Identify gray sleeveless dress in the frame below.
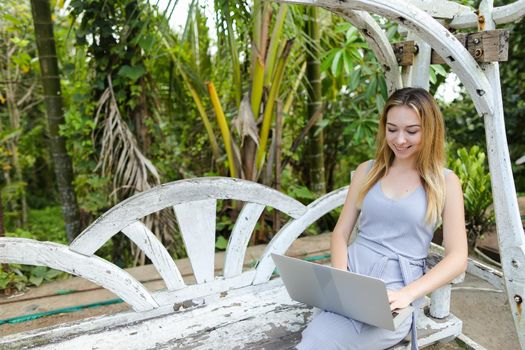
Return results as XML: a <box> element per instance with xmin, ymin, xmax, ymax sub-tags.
<box><xmin>296</xmin><ymin>161</ymin><xmax>451</xmax><ymax>350</ymax></box>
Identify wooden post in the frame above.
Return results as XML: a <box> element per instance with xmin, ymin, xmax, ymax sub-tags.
<box><xmin>478</xmin><ymin>1</ymin><xmax>525</xmax><ymax>347</ymax></box>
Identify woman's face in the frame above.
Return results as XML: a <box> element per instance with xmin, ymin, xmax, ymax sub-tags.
<box><xmin>385</xmin><ymin>105</ymin><xmax>422</xmax><ymax>161</ymax></box>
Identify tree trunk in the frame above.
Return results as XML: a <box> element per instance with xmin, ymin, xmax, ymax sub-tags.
<box><xmin>304</xmin><ymin>7</ymin><xmax>325</xmax><ymax>195</ymax></box>
<box><xmin>125</xmin><ymin>0</ymin><xmax>150</xmax><ymax>154</ymax></box>
<box><xmin>31</xmin><ymin>0</ymin><xmax>81</xmax><ymax>242</ymax></box>
<box><xmin>0</xmin><ymin>189</ymin><xmax>4</xmax><ymax>238</ymax></box>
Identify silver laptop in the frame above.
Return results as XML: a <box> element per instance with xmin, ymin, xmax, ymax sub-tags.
<box><xmin>271</xmin><ymin>253</ymin><xmax>413</xmax><ymax>331</ymax></box>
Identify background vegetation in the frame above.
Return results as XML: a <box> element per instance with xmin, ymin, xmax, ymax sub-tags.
<box><xmin>0</xmin><ymin>0</ymin><xmax>523</xmax><ymax>293</ymax></box>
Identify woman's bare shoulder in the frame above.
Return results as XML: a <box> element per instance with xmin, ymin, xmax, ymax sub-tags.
<box><xmin>351</xmin><ymin>160</ymin><xmax>374</xmax><ymax>183</ymax></box>
<box><xmin>444</xmin><ymin>169</ymin><xmax>463</xmax><ymax>197</ymax></box>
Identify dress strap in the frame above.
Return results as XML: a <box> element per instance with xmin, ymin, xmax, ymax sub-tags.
<box><xmin>367</xmin><ymin>159</ymin><xmax>375</xmax><ymax>173</ymax></box>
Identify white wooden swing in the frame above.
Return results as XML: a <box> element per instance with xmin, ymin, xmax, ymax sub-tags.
<box><xmin>1</xmin><ymin>0</ymin><xmax>524</xmax><ymax>349</ymax></box>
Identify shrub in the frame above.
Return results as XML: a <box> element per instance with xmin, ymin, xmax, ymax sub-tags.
<box><xmin>449</xmin><ymin>146</ymin><xmax>494</xmax><ymax>252</ymax></box>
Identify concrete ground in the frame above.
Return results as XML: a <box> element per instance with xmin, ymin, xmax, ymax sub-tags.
<box><xmin>0</xmin><ymin>233</ymin><xmax>520</xmax><ymax>349</ymax></box>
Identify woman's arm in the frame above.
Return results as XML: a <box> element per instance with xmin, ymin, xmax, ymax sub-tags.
<box><xmin>388</xmin><ymin>171</ymin><xmax>468</xmax><ymax>310</ymax></box>
<box><xmin>331</xmin><ymin>161</ymin><xmax>371</xmax><ymax>270</ymax></box>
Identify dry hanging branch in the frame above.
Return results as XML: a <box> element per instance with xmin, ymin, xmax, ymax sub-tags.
<box><xmin>93</xmin><ymin>75</ymin><xmax>180</xmax><ymax>264</ymax></box>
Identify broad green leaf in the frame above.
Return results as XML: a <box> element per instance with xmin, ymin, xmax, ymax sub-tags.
<box><xmin>331</xmin><ymin>50</ymin><xmax>343</xmax><ymax>76</ymax></box>
<box><xmin>431</xmin><ymin>64</ymin><xmax>447</xmax><ymax>77</ymax></box>
<box><xmin>3</xmin><ymin>13</ymin><xmax>21</xmax><ymax>25</ymax></box>
<box><xmin>31</xmin><ymin>266</ymin><xmax>48</xmax><ymax>278</ymax></box>
<box><xmin>117</xmin><ymin>65</ymin><xmax>146</xmax><ymax>82</ymax></box>
<box><xmin>215</xmin><ymin>235</ymin><xmax>228</xmax><ymax>250</ymax></box>
<box><xmin>348</xmin><ymin>69</ymin><xmax>361</xmax><ymax>91</ymax></box>
<box><xmin>321</xmin><ymin>49</ymin><xmax>337</xmax><ymax>72</ymax></box>
<box><xmin>364</xmin><ymin>76</ymin><xmax>377</xmax><ymax>99</ymax></box>
<box><xmin>138</xmin><ymin>35</ymin><xmax>156</xmax><ymax>51</ymax></box>
<box><xmin>343</xmin><ymin>51</ymin><xmax>353</xmax><ymax>75</ymax></box>
<box><xmin>29</xmin><ymin>275</ymin><xmax>44</xmax><ymax>286</ymax></box>
<box><xmin>429</xmin><ymin>69</ymin><xmax>437</xmax><ymax>84</ymax></box>
<box><xmin>376</xmin><ymin>93</ymin><xmax>385</xmax><ymax>113</ymax></box>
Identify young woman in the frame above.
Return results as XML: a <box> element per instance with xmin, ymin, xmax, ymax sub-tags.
<box><xmin>296</xmin><ymin>88</ymin><xmax>468</xmax><ymax>350</ymax></box>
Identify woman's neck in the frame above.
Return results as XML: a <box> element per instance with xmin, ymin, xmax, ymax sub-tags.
<box><xmin>391</xmin><ymin>157</ymin><xmax>417</xmax><ymax>170</ymax></box>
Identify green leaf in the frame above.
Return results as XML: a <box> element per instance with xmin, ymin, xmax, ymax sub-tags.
<box><xmin>321</xmin><ymin>49</ymin><xmax>337</xmax><ymax>72</ymax></box>
<box><xmin>215</xmin><ymin>235</ymin><xmax>228</xmax><ymax>250</ymax></box>
<box><xmin>31</xmin><ymin>266</ymin><xmax>47</xmax><ymax>278</ymax></box>
<box><xmin>364</xmin><ymin>76</ymin><xmax>377</xmax><ymax>99</ymax></box>
<box><xmin>290</xmin><ymin>185</ymin><xmax>316</xmax><ymax>200</ymax></box>
<box><xmin>378</xmin><ymin>76</ymin><xmax>388</xmax><ymax>99</ymax></box>
<box><xmin>29</xmin><ymin>275</ymin><xmax>44</xmax><ymax>286</ymax></box>
<box><xmin>376</xmin><ymin>93</ymin><xmax>385</xmax><ymax>113</ymax></box>
<box><xmin>117</xmin><ymin>65</ymin><xmax>146</xmax><ymax>82</ymax></box>
<box><xmin>45</xmin><ymin>269</ymin><xmax>63</xmax><ymax>280</ymax></box>
<box><xmin>3</xmin><ymin>13</ymin><xmax>21</xmax><ymax>25</ymax></box>
<box><xmin>429</xmin><ymin>69</ymin><xmax>437</xmax><ymax>84</ymax></box>
<box><xmin>343</xmin><ymin>51</ymin><xmax>353</xmax><ymax>75</ymax></box>
<box><xmin>331</xmin><ymin>50</ymin><xmax>343</xmax><ymax>76</ymax></box>
<box><xmin>431</xmin><ymin>64</ymin><xmax>447</xmax><ymax>77</ymax></box>
<box><xmin>138</xmin><ymin>35</ymin><xmax>155</xmax><ymax>51</ymax></box>
<box><xmin>348</xmin><ymin>69</ymin><xmax>361</xmax><ymax>91</ymax></box>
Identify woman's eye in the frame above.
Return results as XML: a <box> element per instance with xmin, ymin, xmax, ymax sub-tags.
<box><xmin>387</xmin><ymin>129</ymin><xmax>396</xmax><ymax>133</ymax></box>
<box><xmin>407</xmin><ymin>130</ymin><xmax>418</xmax><ymax>135</ymax></box>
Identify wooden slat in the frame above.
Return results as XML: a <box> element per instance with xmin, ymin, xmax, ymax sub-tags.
<box><xmin>395</xmin><ymin>30</ymin><xmax>509</xmax><ymax>65</ymax></box>
<box><xmin>450</xmin><ymin>1</ymin><xmax>525</xmax><ymax>29</ymax></box>
<box><xmin>153</xmin><ymin>271</ymin><xmax>256</xmax><ymax>306</ymax></box>
<box><xmin>406</xmin><ymin>0</ymin><xmax>472</xmax><ymax>19</ymax></box>
<box><xmin>70</xmin><ymin>177</ymin><xmax>307</xmax><ymax>256</ymax></box>
<box><xmin>174</xmin><ymin>199</ymin><xmax>216</xmax><ymax>284</ymax></box>
<box><xmin>393</xmin><ymin>40</ymin><xmax>417</xmax><ymax>67</ymax></box>
<box><xmin>0</xmin><ymin>238</ymin><xmax>158</xmax><ymax>312</ymax></box>
<box><xmin>253</xmin><ymin>187</ymin><xmax>348</xmax><ymax>284</ymax></box>
<box><xmin>0</xmin><ymin>277</ymin><xmax>465</xmax><ymax>350</ymax></box>
<box><xmin>121</xmin><ymin>221</ymin><xmax>185</xmax><ymax>290</ymax></box>
<box><xmin>432</xmin><ymin>30</ymin><xmax>509</xmax><ymax>64</ymax></box>
<box><xmin>223</xmin><ymin>203</ymin><xmax>265</xmax><ymax>278</ymax></box>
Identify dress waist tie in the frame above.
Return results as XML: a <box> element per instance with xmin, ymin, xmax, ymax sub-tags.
<box><xmin>352</xmin><ymin>237</ymin><xmax>426</xmax><ymax>350</ymax></box>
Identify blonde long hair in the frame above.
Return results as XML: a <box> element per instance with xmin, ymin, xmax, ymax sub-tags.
<box><xmin>357</xmin><ymin>88</ymin><xmax>446</xmax><ymax>226</ymax></box>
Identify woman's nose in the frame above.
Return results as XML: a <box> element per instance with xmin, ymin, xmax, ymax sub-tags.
<box><xmin>395</xmin><ymin>132</ymin><xmax>407</xmax><ymax>144</ymax></box>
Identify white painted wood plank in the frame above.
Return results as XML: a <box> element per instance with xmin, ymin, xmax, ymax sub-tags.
<box><xmin>70</xmin><ymin>177</ymin><xmax>306</xmax><ymax>256</ymax></box>
<box><xmin>153</xmin><ymin>270</ymin><xmax>256</xmax><ymax>306</ymax></box>
<box><xmin>456</xmin><ymin>333</ymin><xmax>489</xmax><ymax>350</ymax></box>
<box><xmin>174</xmin><ymin>199</ymin><xmax>216</xmax><ymax>284</ymax></box>
<box><xmin>405</xmin><ymin>33</ymin><xmax>431</xmax><ymax>90</ymax></box>
<box><xmin>492</xmin><ymin>0</ymin><xmax>525</xmax><ymax>25</ymax></box>
<box><xmin>429</xmin><ymin>284</ymin><xmax>451</xmax><ymax>318</ymax></box>
<box><xmin>0</xmin><ymin>238</ymin><xmax>158</xmax><ymax>312</ymax></box>
<box><xmin>276</xmin><ymin>0</ymin><xmax>494</xmax><ymax>118</ymax></box>
<box><xmin>0</xmin><ymin>275</ymin><xmax>465</xmax><ymax>350</ymax></box>
<box><xmin>415</xmin><ymin>313</ymin><xmax>462</xmax><ymax>348</ymax></box>
<box><xmin>223</xmin><ymin>203</ymin><xmax>265</xmax><ymax>278</ymax></box>
<box><xmin>478</xmin><ymin>2</ymin><xmax>525</xmax><ymax>347</ymax></box>
<box><xmin>121</xmin><ymin>221</ymin><xmax>185</xmax><ymax>290</ymax></box>
<box><xmin>253</xmin><ymin>187</ymin><xmax>348</xmax><ymax>284</ymax></box>
<box><xmin>431</xmin><ymin>242</ymin><xmax>502</xmax><ymax>290</ymax></box>
<box><xmin>406</xmin><ymin>0</ymin><xmax>472</xmax><ymax>19</ymax></box>
<box><xmin>0</xmin><ymin>272</ymin><xmax>264</xmax><ymax>348</ymax></box>
<box><xmin>450</xmin><ymin>0</ymin><xmax>525</xmax><ymax>29</ymax></box>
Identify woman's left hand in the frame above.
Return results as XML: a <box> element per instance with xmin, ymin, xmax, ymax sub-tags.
<box><xmin>387</xmin><ymin>289</ymin><xmax>414</xmax><ymax>311</ymax></box>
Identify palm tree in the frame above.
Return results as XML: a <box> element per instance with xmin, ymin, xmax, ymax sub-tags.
<box><xmin>30</xmin><ymin>0</ymin><xmax>81</xmax><ymax>242</ymax></box>
<box><xmin>304</xmin><ymin>6</ymin><xmax>325</xmax><ymax>195</ymax></box>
